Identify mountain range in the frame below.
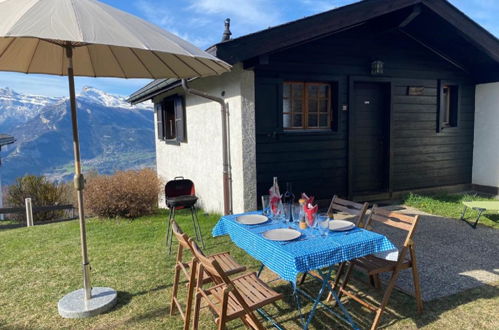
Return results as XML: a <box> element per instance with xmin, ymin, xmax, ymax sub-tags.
<box><xmin>0</xmin><ymin>86</ymin><xmax>155</xmax><ymax>184</ymax></box>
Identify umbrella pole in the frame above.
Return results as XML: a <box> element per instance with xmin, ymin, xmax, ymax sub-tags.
<box><xmin>66</xmin><ymin>47</ymin><xmax>91</xmax><ymax>301</ymax></box>
<box><xmin>57</xmin><ymin>48</ymin><xmax>116</xmax><ymax>318</ymax></box>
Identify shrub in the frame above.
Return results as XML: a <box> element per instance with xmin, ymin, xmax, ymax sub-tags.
<box><xmin>85</xmin><ymin>168</ymin><xmax>161</xmax><ymax>218</ymax></box>
<box><xmin>6</xmin><ymin>175</ymin><xmax>72</xmax><ymax>223</ymax></box>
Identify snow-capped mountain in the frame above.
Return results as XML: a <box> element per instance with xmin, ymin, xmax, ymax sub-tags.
<box><xmin>0</xmin><ymin>87</ymin><xmax>155</xmax><ymax>184</ymax></box>
<box><xmin>78</xmin><ymin>86</ymin><xmax>152</xmax><ymax>110</ymax></box>
<box><xmin>0</xmin><ymin>87</ymin><xmax>63</xmax><ymax>131</ymax></box>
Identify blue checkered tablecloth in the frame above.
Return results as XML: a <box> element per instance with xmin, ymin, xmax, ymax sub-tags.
<box><xmin>212</xmin><ymin>212</ymin><xmax>396</xmax><ymax>284</ymax></box>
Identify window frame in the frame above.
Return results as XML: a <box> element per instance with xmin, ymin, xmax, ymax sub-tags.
<box><xmin>155</xmin><ymin>94</ymin><xmax>186</xmax><ymax>144</ymax></box>
<box><xmin>437</xmin><ymin>80</ymin><xmax>460</xmax><ymax>132</ymax></box>
<box><xmin>282</xmin><ymin>81</ymin><xmax>333</xmax><ymax>131</ymax></box>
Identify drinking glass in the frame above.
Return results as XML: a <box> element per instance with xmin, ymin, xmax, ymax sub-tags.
<box><xmin>271</xmin><ymin>200</ymin><xmax>285</xmax><ymax>223</ymax></box>
<box><xmin>261</xmin><ymin>195</ymin><xmax>271</xmax><ymax>217</ymax></box>
<box><xmin>307</xmin><ymin>213</ymin><xmax>318</xmax><ymax>237</ymax></box>
<box><xmin>292</xmin><ymin>204</ymin><xmax>301</xmax><ymax>227</ymax></box>
<box><xmin>317</xmin><ymin>213</ymin><xmax>330</xmax><ymax>238</ymax></box>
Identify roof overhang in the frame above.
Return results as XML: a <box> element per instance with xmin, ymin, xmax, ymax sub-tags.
<box><xmin>128</xmin><ymin>0</ymin><xmax>499</xmax><ymax>103</ymax></box>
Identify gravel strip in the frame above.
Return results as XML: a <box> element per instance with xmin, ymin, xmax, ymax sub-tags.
<box><xmin>370</xmin><ymin>205</ymin><xmax>499</xmax><ymax>301</ymax></box>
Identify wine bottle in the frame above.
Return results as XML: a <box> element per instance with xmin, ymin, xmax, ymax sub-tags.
<box><xmin>282</xmin><ymin>182</ymin><xmax>295</xmax><ymax>204</ymax></box>
<box><xmin>282</xmin><ymin>182</ymin><xmax>294</xmax><ymax>222</ymax></box>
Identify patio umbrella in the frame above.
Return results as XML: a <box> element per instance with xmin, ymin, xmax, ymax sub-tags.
<box><xmin>0</xmin><ymin>0</ymin><xmax>230</xmax><ymax>318</ymax></box>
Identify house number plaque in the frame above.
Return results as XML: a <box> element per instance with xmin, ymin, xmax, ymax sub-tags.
<box><xmin>407</xmin><ymin>86</ymin><xmax>425</xmax><ymax>96</ymax></box>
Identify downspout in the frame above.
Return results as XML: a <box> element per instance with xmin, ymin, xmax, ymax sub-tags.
<box><xmin>181</xmin><ymin>79</ymin><xmax>232</xmax><ymax>215</ymax></box>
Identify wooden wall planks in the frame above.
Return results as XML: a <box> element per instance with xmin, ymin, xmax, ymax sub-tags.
<box><xmin>253</xmin><ymin>25</ymin><xmax>475</xmax><ymax>201</ymax></box>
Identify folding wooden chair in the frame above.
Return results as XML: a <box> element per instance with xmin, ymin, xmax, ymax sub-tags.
<box><xmin>334</xmin><ymin>206</ymin><xmax>423</xmax><ymax>330</ymax></box>
<box><xmin>325</xmin><ymin>196</ymin><xmax>369</xmax><ymax>292</ymax></box>
<box><xmin>299</xmin><ymin>196</ymin><xmax>369</xmax><ymax>285</ymax></box>
<box><xmin>170</xmin><ymin>220</ymin><xmax>246</xmax><ymax>330</ymax></box>
<box><xmin>327</xmin><ymin>195</ymin><xmax>369</xmax><ymax>227</ymax></box>
<box><xmin>189</xmin><ymin>239</ymin><xmax>283</xmax><ymax>330</ymax></box>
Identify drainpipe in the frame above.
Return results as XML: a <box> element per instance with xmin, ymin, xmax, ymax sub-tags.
<box><xmin>181</xmin><ymin>79</ymin><xmax>232</xmax><ymax>215</ymax></box>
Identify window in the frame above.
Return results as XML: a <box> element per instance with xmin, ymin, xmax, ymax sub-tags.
<box><xmin>283</xmin><ymin>82</ymin><xmax>332</xmax><ymax>130</ymax></box>
<box><xmin>155</xmin><ymin>94</ymin><xmax>186</xmax><ymax>143</ymax></box>
<box><xmin>438</xmin><ymin>82</ymin><xmax>459</xmax><ymax>130</ymax></box>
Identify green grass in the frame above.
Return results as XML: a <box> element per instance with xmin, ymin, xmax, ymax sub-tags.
<box><xmin>1</xmin><ymin>210</ymin><xmax>498</xmax><ymax>329</ymax></box>
<box><xmin>403</xmin><ymin>193</ymin><xmax>499</xmax><ymax>229</ymax></box>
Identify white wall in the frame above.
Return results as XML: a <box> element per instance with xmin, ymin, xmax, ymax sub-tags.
<box><xmin>473</xmin><ymin>83</ymin><xmax>499</xmax><ymax>189</ymax></box>
<box><xmin>153</xmin><ymin>64</ymin><xmax>257</xmax><ymax>214</ymax></box>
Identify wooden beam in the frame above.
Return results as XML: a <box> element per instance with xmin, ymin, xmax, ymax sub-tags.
<box><xmin>399</xmin><ymin>4</ymin><xmax>422</xmax><ymax>28</ymax></box>
<box><xmin>398</xmin><ymin>28</ymin><xmax>469</xmax><ymax>73</ymax></box>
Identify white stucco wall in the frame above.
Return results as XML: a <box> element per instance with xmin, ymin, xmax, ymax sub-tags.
<box><xmin>473</xmin><ymin>83</ymin><xmax>499</xmax><ymax>189</ymax></box>
<box><xmin>153</xmin><ymin>64</ymin><xmax>257</xmax><ymax>214</ymax></box>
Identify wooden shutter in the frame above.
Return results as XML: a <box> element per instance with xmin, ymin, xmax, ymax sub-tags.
<box><xmin>155</xmin><ymin>102</ymin><xmax>165</xmax><ymax>140</ymax></box>
<box><xmin>437</xmin><ymin>80</ymin><xmax>444</xmax><ymax>132</ymax></box>
<box><xmin>174</xmin><ymin>95</ymin><xmax>186</xmax><ymax>143</ymax></box>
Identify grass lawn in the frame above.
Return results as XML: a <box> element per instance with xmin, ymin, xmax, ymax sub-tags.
<box><xmin>403</xmin><ymin>193</ymin><xmax>499</xmax><ymax>229</ymax></box>
<box><xmin>1</xmin><ymin>210</ymin><xmax>498</xmax><ymax>329</ymax></box>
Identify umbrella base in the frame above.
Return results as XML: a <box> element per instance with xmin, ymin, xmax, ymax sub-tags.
<box><xmin>58</xmin><ymin>287</ymin><xmax>117</xmax><ymax>318</ymax></box>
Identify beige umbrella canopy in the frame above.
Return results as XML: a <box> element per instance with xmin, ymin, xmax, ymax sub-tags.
<box><xmin>0</xmin><ymin>0</ymin><xmax>230</xmax><ymax>318</ymax></box>
<box><xmin>0</xmin><ymin>0</ymin><xmax>230</xmax><ymax>77</ymax></box>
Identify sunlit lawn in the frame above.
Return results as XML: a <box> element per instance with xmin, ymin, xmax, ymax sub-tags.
<box><xmin>0</xmin><ymin>210</ymin><xmax>498</xmax><ymax>329</ymax></box>
<box><xmin>403</xmin><ymin>193</ymin><xmax>499</xmax><ymax>229</ymax></box>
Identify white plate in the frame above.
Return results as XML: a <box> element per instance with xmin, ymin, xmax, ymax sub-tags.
<box><xmin>262</xmin><ymin>228</ymin><xmax>301</xmax><ymax>241</ymax></box>
<box><xmin>329</xmin><ymin>220</ymin><xmax>355</xmax><ymax>231</ymax></box>
<box><xmin>236</xmin><ymin>214</ymin><xmax>269</xmax><ymax>225</ymax></box>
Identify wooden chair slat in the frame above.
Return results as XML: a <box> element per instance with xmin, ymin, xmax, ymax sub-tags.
<box><xmin>191</xmin><ymin>240</ymin><xmax>282</xmax><ymax>328</ymax></box>
<box><xmin>373</xmin><ymin>208</ymin><xmax>416</xmax><ymax>224</ymax></box>
<box><xmin>370</xmin><ymin>214</ymin><xmax>413</xmax><ymax>231</ymax></box>
<box><xmin>327</xmin><ymin>195</ymin><xmax>369</xmax><ymax>227</ymax></box>
<box><xmin>334</xmin><ymin>196</ymin><xmax>363</xmax><ymax>209</ymax></box>
<box><xmin>332</xmin><ymin>203</ymin><xmax>362</xmax><ymax>215</ymax></box>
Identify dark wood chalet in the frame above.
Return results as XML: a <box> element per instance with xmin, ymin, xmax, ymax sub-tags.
<box><xmin>129</xmin><ymin>0</ymin><xmax>499</xmax><ymax>203</ymax></box>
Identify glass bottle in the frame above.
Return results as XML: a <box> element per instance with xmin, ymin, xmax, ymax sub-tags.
<box><xmin>282</xmin><ymin>182</ymin><xmax>295</xmax><ymax>204</ymax></box>
<box><xmin>282</xmin><ymin>182</ymin><xmax>295</xmax><ymax>222</ymax></box>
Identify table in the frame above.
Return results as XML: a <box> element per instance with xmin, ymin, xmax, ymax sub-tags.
<box><xmin>460</xmin><ymin>201</ymin><xmax>499</xmax><ymax>229</ymax></box>
<box><xmin>212</xmin><ymin>212</ymin><xmax>396</xmax><ymax>329</ymax></box>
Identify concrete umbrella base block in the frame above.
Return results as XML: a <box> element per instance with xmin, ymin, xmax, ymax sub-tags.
<box><xmin>58</xmin><ymin>287</ymin><xmax>118</xmax><ymax>318</ymax></box>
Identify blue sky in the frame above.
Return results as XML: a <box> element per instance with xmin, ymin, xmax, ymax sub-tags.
<box><xmin>1</xmin><ymin>0</ymin><xmax>498</xmax><ymax>98</ymax></box>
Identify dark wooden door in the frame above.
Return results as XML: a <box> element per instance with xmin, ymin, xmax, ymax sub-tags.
<box><xmin>351</xmin><ymin>82</ymin><xmax>390</xmax><ymax>194</ymax></box>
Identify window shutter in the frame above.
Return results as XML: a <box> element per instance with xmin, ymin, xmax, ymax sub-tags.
<box><xmin>437</xmin><ymin>80</ymin><xmax>444</xmax><ymax>132</ymax></box>
<box><xmin>155</xmin><ymin>102</ymin><xmax>165</xmax><ymax>140</ymax></box>
<box><xmin>174</xmin><ymin>95</ymin><xmax>186</xmax><ymax>143</ymax></box>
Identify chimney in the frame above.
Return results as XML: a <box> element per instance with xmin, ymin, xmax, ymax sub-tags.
<box><xmin>221</xmin><ymin>18</ymin><xmax>232</xmax><ymax>42</ymax></box>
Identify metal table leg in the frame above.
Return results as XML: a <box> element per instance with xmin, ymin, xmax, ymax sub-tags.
<box><xmin>460</xmin><ymin>206</ymin><xmax>486</xmax><ymax>229</ymax></box>
<box><xmin>292</xmin><ymin>267</ymin><xmax>359</xmax><ymax>330</ymax></box>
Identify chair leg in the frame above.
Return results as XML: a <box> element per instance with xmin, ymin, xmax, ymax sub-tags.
<box><xmin>409</xmin><ymin>247</ymin><xmax>424</xmax><ymax>313</ymax></box>
<box><xmin>193</xmin><ymin>292</ymin><xmax>202</xmax><ymax>330</ymax></box>
<box><xmin>191</xmin><ymin>206</ymin><xmax>205</xmax><ymax>248</ymax></box>
<box><xmin>371</xmin><ymin>269</ymin><xmax>402</xmax><ymax>330</ymax></box>
<box><xmin>170</xmin><ymin>263</ymin><xmax>181</xmax><ymax>316</ymax></box>
<box><xmin>184</xmin><ymin>260</ymin><xmax>197</xmax><ymax>330</ymax></box>
<box><xmin>298</xmin><ymin>272</ymin><xmax>308</xmax><ymax>286</ymax></box>
<box><xmin>372</xmin><ymin>274</ymin><xmax>381</xmax><ymax>289</ymax></box>
<box><xmin>242</xmin><ymin>313</ymin><xmax>265</xmax><ymax>330</ymax></box>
